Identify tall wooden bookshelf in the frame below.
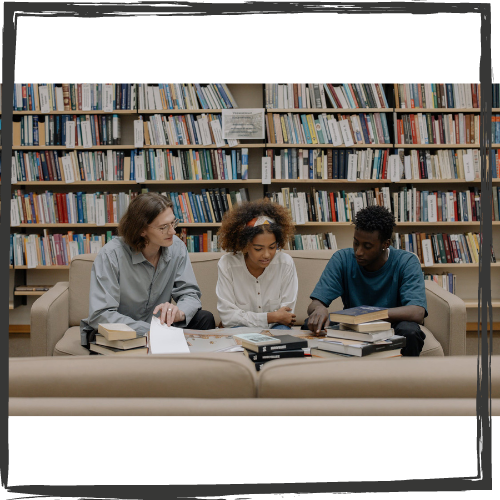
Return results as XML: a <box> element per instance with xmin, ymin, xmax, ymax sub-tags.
<box><xmin>8</xmin><ymin>83</ymin><xmax>500</xmax><ymax>356</ymax></box>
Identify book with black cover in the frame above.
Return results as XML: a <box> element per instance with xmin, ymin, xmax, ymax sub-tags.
<box><xmin>329</xmin><ymin>306</ymin><xmax>388</xmax><ymax>325</ymax></box>
<box><xmin>244</xmin><ymin>348</ymin><xmax>310</xmax><ymax>361</ymax></box>
<box><xmin>89</xmin><ymin>342</ymin><xmax>148</xmax><ymax>356</ymax></box>
<box><xmin>316</xmin><ymin>335</ymin><xmax>405</xmax><ymax>357</ymax></box>
<box><xmin>244</xmin><ymin>334</ymin><xmax>308</xmax><ymax>353</ymax></box>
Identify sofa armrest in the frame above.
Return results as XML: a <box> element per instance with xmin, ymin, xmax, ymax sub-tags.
<box><xmin>31</xmin><ymin>282</ymin><xmax>70</xmax><ymax>357</ymax></box>
<box><xmin>424</xmin><ymin>280</ymin><xmax>466</xmax><ymax>356</ymax></box>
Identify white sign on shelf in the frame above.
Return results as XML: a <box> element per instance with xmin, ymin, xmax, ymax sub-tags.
<box><xmin>347</xmin><ymin>154</ymin><xmax>357</xmax><ymax>182</ymax></box>
<box><xmin>26</xmin><ymin>241</ymin><xmax>38</xmax><ymax>269</ymax></box>
<box><xmin>463</xmin><ymin>153</ymin><xmax>475</xmax><ymax>182</ymax></box>
<box><xmin>422</xmin><ymin>239</ymin><xmax>434</xmax><ymax>267</ymax></box>
<box><xmin>39</xmin><ymin>86</ymin><xmax>50</xmax><ymax>113</ymax></box>
<box><xmin>427</xmin><ymin>194</ymin><xmax>437</xmax><ymax>222</ymax></box>
<box><xmin>11</xmin><ymin>204</ymin><xmax>20</xmax><ymax>227</ymax></box>
<box><xmin>81</xmin><ymin>121</ymin><xmax>93</xmax><ymax>148</ymax></box>
<box><xmin>261</xmin><ymin>157</ymin><xmax>271</xmax><ymax>185</ymax></box>
<box><xmin>103</xmin><ymin>85</ymin><xmax>114</xmax><ymax>112</ymax></box>
<box><xmin>222</xmin><ymin>108</ymin><xmax>265</xmax><ymax>140</ymax></box>
<box><xmin>62</xmin><ymin>156</ymin><xmax>75</xmax><ymax>183</ymax></box>
<box><xmin>390</xmin><ymin>155</ymin><xmax>400</xmax><ymax>182</ymax></box>
<box><xmin>66</xmin><ymin>121</ymin><xmax>75</xmax><ymax>148</ymax></box>
<box><xmin>135</xmin><ymin>155</ymin><xmax>145</xmax><ymax>183</ymax></box>
<box><xmin>96</xmin><ymin>198</ymin><xmax>106</xmax><ymax>226</ymax></box>
<box><xmin>69</xmin><ymin>241</ymin><xmax>80</xmax><ymax>262</ymax></box>
<box><xmin>134</xmin><ymin>120</ymin><xmax>144</xmax><ymax>147</ymax></box>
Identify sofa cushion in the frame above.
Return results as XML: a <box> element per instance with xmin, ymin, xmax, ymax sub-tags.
<box><xmin>9</xmin><ymin>354</ymin><xmax>257</xmax><ymax>398</ymax></box>
<box><xmin>257</xmin><ymin>355</ymin><xmax>500</xmax><ymax>399</ymax></box>
<box><xmin>54</xmin><ymin>327</ymin><xmax>90</xmax><ymax>356</ymax></box>
<box><xmin>420</xmin><ymin>325</ymin><xmax>444</xmax><ymax>356</ymax></box>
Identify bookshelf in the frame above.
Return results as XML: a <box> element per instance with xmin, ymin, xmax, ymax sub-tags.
<box><xmin>8</xmin><ymin>82</ymin><xmax>500</xmax><ymax>354</ymax></box>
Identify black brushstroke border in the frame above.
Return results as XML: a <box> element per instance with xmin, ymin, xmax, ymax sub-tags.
<box><xmin>1</xmin><ymin>1</ymin><xmax>492</xmax><ymax>498</ymax></box>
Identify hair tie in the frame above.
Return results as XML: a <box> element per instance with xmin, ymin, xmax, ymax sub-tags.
<box><xmin>246</xmin><ymin>216</ymin><xmax>275</xmax><ymax>227</ymax></box>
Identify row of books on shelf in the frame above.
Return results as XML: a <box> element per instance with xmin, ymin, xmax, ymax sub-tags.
<box><xmin>392</xmin><ymin>231</ymin><xmax>496</xmax><ymax>265</ymax></box>
<box><xmin>138</xmin><ymin>84</ymin><xmax>238</xmax><ymax>111</ymax></box>
<box><xmin>423</xmin><ymin>273</ymin><xmax>456</xmax><ymax>295</ymax></box>
<box><xmin>287</xmin><ymin>233</ymin><xmax>338</xmax><ymax>251</ymax></box>
<box><xmin>10</xmin><ymin>231</ymin><xmax>114</xmax><ymax>267</ymax></box>
<box><xmin>396</xmin><ymin>113</ymin><xmax>480</xmax><ymax>145</ymax></box>
<box><xmin>12</xmin><ymin>150</ymin><xmax>129</xmax><ymax>183</ymax></box>
<box><xmin>13</xmin><ymin>113</ymin><xmax>122</xmax><ymax>147</ymax></box>
<box><xmin>140</xmin><ymin>113</ymin><xmax>238</xmax><ymax>147</ymax></box>
<box><xmin>178</xmin><ymin>228</ymin><xmax>220</xmax><ymax>253</ymax></box>
<box><xmin>10</xmin><ymin>190</ymin><xmax>135</xmax><ymax>226</ymax></box>
<box><xmin>395</xmin><ymin>83</ymin><xmax>482</xmax><ymax>110</ymax></box>
<box><xmin>264</xmin><ymin>147</ymin><xmax>483</xmax><ymax>180</ymax></box>
<box><xmin>265</xmin><ymin>83</ymin><xmax>390</xmax><ymax>110</ymax></box>
<box><xmin>266</xmin><ymin>112</ymin><xmax>391</xmax><ymax>146</ymax></box>
<box><xmin>13</xmin><ymin>83</ymin><xmax>136</xmax><ymax>112</ymax></box>
<box><xmin>131</xmin><ymin>147</ymin><xmax>249</xmax><ymax>181</ymax></box>
<box><xmin>266</xmin><ymin>187</ymin><xmax>392</xmax><ymax>223</ymax></box>
<box><xmin>392</xmin><ymin>187</ymin><xmax>484</xmax><ymax>223</ymax></box>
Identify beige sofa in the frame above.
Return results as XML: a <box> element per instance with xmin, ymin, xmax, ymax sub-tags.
<box><xmin>11</xmin><ymin>250</ymin><xmax>483</xmax><ymax>416</ymax></box>
<box><xmin>10</xmin><ymin>354</ymin><xmax>500</xmax><ymax>415</ymax></box>
<box><xmin>31</xmin><ymin>250</ymin><xmax>466</xmax><ymax>357</ymax></box>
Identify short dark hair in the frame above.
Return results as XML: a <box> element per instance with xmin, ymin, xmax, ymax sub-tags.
<box><xmin>354</xmin><ymin>205</ymin><xmax>396</xmax><ymax>242</ymax></box>
<box><xmin>118</xmin><ymin>192</ymin><xmax>173</xmax><ymax>251</ymax></box>
<box><xmin>217</xmin><ymin>198</ymin><xmax>295</xmax><ymax>254</ymax></box>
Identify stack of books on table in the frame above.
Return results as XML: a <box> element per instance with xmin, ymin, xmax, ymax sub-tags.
<box><xmin>235</xmin><ymin>332</ymin><xmax>310</xmax><ymax>371</ymax></box>
<box><xmin>89</xmin><ymin>323</ymin><xmax>148</xmax><ymax>356</ymax></box>
<box><xmin>315</xmin><ymin>306</ymin><xmax>406</xmax><ymax>358</ymax></box>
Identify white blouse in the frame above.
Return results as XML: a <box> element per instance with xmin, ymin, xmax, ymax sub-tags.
<box><xmin>216</xmin><ymin>251</ymin><xmax>299</xmax><ymax>328</ymax></box>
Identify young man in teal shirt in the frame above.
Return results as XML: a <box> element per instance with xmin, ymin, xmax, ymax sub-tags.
<box><xmin>306</xmin><ymin>205</ymin><xmax>427</xmax><ymax>356</ymax></box>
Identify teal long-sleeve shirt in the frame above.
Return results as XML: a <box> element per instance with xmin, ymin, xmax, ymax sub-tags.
<box><xmin>80</xmin><ymin>236</ymin><xmax>202</xmax><ymax>346</ymax></box>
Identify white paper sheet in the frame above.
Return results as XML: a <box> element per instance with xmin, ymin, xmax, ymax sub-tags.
<box><xmin>149</xmin><ymin>316</ymin><xmax>190</xmax><ymax>354</ymax></box>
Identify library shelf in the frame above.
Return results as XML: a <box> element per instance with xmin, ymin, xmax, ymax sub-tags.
<box><xmin>13</xmin><ymin>265</ymin><xmax>70</xmax><ymax>270</ymax></box>
<box><xmin>13</xmin><ymin>110</ymin><xmax>134</xmax><ymax>115</ymax></box>
<box><xmin>464</xmin><ymin>300</ymin><xmax>500</xmax><ymax>308</ymax></box>
<box><xmin>266</xmin><ymin>108</ymin><xmax>393</xmax><ymax>113</ymax></box>
<box><xmin>394</xmin><ymin>144</ymin><xmax>479</xmax><ymax>149</ymax></box>
<box><xmin>141</xmin><ymin>179</ymin><xmax>263</xmax><ymax>185</ymax></box>
<box><xmin>290</xmin><ymin>222</ymin><xmax>493</xmax><ymax>227</ymax></box>
<box><xmin>268</xmin><ymin>179</ymin><xmax>496</xmax><ymax>184</ymax></box>
<box><xmin>265</xmin><ymin>144</ymin><xmax>392</xmax><ymax>149</ymax></box>
<box><xmin>422</xmin><ymin>263</ymin><xmax>500</xmax><ymax>268</ymax></box>
<box><xmin>394</xmin><ymin>108</ymin><xmax>480</xmax><ymax>113</ymax></box>
<box><xmin>13</xmin><ymin>145</ymin><xmax>136</xmax><ymax>151</ymax></box>
<box><xmin>14</xmin><ymin>181</ymin><xmax>138</xmax><ymax>186</ymax></box>
<box><xmin>12</xmin><ymin>144</ymin><xmax>265</xmax><ymax>151</ymax></box>
<box><xmin>138</xmin><ymin>109</ymin><xmax>225</xmax><ymax>114</ymax></box>
<box><xmin>15</xmin><ymin>223</ymin><xmax>222</xmax><ymax>228</ymax></box>
<box><xmin>14</xmin><ymin>290</ymin><xmax>52</xmax><ymax>296</ymax></box>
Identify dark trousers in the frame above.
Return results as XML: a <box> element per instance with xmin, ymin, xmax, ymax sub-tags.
<box><xmin>301</xmin><ymin>318</ymin><xmax>426</xmax><ymax>357</ymax></box>
<box><xmin>392</xmin><ymin>321</ymin><xmax>426</xmax><ymax>357</ymax></box>
<box><xmin>180</xmin><ymin>309</ymin><xmax>216</xmax><ymax>330</ymax></box>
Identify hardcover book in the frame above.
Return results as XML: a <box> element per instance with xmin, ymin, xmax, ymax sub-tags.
<box><xmin>329</xmin><ymin>306</ymin><xmax>389</xmax><ymax>325</ymax></box>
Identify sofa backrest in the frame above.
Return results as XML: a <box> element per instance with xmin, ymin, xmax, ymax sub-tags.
<box><xmin>10</xmin><ymin>354</ymin><xmax>257</xmax><ymax>398</ymax></box>
<box><xmin>68</xmin><ymin>250</ymin><xmax>341</xmax><ymax>328</ymax></box>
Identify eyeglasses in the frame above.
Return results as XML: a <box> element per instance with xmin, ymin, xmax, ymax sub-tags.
<box><xmin>151</xmin><ymin>218</ymin><xmax>180</xmax><ymax>234</ymax></box>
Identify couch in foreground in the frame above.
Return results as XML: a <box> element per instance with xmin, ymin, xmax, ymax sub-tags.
<box><xmin>9</xmin><ymin>354</ymin><xmax>499</xmax><ymax>416</ymax></box>
<box><xmin>31</xmin><ymin>251</ymin><xmax>466</xmax><ymax>357</ymax></box>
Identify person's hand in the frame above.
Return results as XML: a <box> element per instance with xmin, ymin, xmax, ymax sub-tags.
<box><xmin>274</xmin><ymin>306</ymin><xmax>296</xmax><ymax>327</ymax></box>
<box><xmin>153</xmin><ymin>301</ymin><xmax>185</xmax><ymax>327</ymax></box>
<box><xmin>307</xmin><ymin>304</ymin><xmax>330</xmax><ymax>335</ymax></box>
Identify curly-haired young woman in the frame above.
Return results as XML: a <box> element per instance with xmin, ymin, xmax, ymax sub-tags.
<box><xmin>216</xmin><ymin>198</ymin><xmax>298</xmax><ymax>329</ymax></box>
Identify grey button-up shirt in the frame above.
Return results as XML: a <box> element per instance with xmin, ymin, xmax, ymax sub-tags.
<box><xmin>80</xmin><ymin>236</ymin><xmax>202</xmax><ymax>346</ymax></box>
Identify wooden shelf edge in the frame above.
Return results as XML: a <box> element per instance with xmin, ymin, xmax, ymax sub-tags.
<box><xmin>267</xmin><ymin>108</ymin><xmax>393</xmax><ymax>113</ymax></box>
<box><xmin>13</xmin><ymin>110</ymin><xmax>135</xmax><ymax>115</ymax></box>
<box><xmin>395</xmin><ymin>108</ymin><xmax>480</xmax><ymax>113</ymax></box>
<box><xmin>9</xmin><ymin>325</ymin><xmax>31</xmax><ymax>334</ymax></box>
